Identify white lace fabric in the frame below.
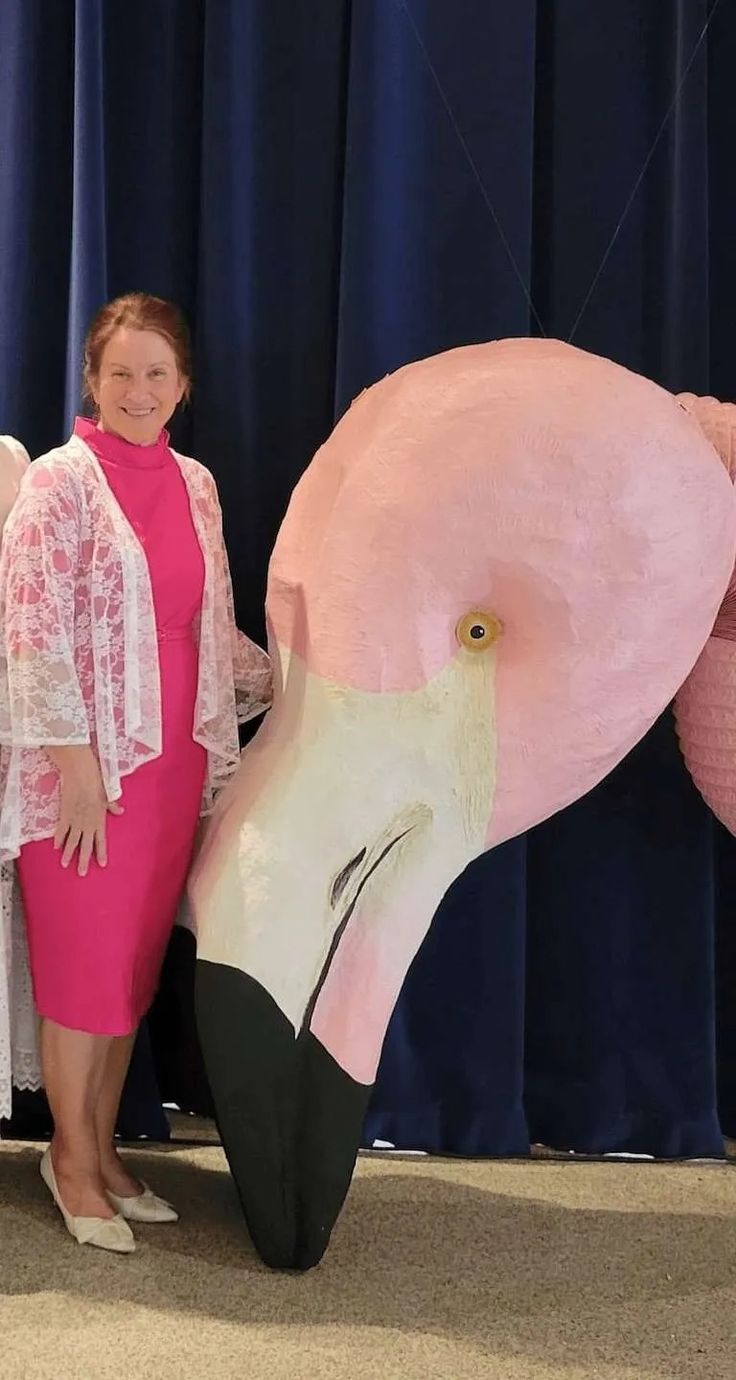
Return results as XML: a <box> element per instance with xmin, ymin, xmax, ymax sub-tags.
<box><xmin>0</xmin><ymin>436</ymin><xmax>272</xmax><ymax>1117</ymax></box>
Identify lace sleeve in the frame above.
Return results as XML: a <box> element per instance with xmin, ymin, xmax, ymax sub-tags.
<box><xmin>0</xmin><ymin>463</ymin><xmax>89</xmax><ymax>747</ymax></box>
<box><xmin>233</xmin><ymin>626</ymin><xmax>273</xmax><ymax>724</ymax></box>
<box><xmin>205</xmin><ymin>469</ymin><xmax>273</xmax><ymax>725</ymax></box>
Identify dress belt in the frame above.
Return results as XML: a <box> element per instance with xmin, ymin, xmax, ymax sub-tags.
<box><xmin>156</xmin><ymin>626</ymin><xmax>194</xmax><ymax>643</ymax></box>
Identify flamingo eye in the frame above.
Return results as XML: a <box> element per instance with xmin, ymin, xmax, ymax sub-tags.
<box><xmin>455</xmin><ymin>610</ymin><xmax>503</xmax><ymax>652</ymax></box>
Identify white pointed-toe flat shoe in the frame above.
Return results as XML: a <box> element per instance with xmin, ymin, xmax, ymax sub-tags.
<box><xmin>40</xmin><ymin>1149</ymin><xmax>136</xmax><ymax>1254</ymax></box>
<box><xmin>107</xmin><ymin>1182</ymin><xmax>179</xmax><ymax>1224</ymax></box>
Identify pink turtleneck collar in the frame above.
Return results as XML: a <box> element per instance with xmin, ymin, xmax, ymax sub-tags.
<box><xmin>74</xmin><ymin>415</ymin><xmax>172</xmax><ymax>471</ymax></box>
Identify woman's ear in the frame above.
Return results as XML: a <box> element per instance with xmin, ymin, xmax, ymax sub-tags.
<box><xmin>86</xmin><ymin>375</ymin><xmax>100</xmax><ymax>411</ymax></box>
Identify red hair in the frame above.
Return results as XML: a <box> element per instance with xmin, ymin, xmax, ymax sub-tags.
<box><xmin>83</xmin><ymin>292</ymin><xmax>192</xmax><ymax>402</ymax></box>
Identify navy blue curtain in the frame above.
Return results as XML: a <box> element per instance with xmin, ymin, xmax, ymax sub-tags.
<box><xmin>1</xmin><ymin>0</ymin><xmax>734</xmax><ymax>1157</ymax></box>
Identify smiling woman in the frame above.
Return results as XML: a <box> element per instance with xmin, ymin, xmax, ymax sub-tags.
<box><xmin>0</xmin><ymin>292</ymin><xmax>273</xmax><ymax>1254</ymax></box>
<box><xmin>83</xmin><ymin>293</ymin><xmax>192</xmax><ymax>442</ymax></box>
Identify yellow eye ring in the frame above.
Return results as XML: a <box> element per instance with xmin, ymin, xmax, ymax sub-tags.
<box><xmin>456</xmin><ymin>610</ymin><xmax>503</xmax><ymax>652</ymax></box>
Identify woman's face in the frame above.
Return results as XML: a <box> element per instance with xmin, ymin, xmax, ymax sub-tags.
<box><xmin>92</xmin><ymin>327</ymin><xmax>187</xmax><ymax>444</ymax></box>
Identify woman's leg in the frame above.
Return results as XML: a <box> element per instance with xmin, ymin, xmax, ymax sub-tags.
<box><xmin>41</xmin><ymin>1018</ymin><xmax>115</xmax><ymax>1218</ymax></box>
<box><xmin>95</xmin><ymin>1032</ymin><xmax>141</xmax><ymax>1197</ymax></box>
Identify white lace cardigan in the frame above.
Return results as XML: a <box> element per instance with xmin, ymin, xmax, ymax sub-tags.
<box><xmin>0</xmin><ymin>435</ymin><xmax>273</xmax><ymax>1118</ymax></box>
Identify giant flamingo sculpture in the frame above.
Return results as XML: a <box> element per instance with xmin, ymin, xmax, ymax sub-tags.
<box><xmin>189</xmin><ymin>338</ymin><xmax>736</xmax><ymax>1269</ymax></box>
<box><xmin>188</xmin><ymin>339</ymin><xmax>736</xmax><ymax>1269</ymax></box>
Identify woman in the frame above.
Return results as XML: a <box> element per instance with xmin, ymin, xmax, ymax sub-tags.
<box><xmin>0</xmin><ymin>293</ymin><xmax>272</xmax><ymax>1252</ymax></box>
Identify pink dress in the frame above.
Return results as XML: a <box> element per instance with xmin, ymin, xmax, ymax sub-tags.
<box><xmin>16</xmin><ymin>417</ymin><xmax>207</xmax><ymax>1036</ymax></box>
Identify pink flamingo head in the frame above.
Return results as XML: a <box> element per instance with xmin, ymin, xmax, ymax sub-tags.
<box><xmin>190</xmin><ymin>339</ymin><xmax>735</xmax><ymax>1270</ymax></box>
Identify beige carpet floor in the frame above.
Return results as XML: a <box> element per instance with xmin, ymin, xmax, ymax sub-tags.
<box><xmin>0</xmin><ymin>1135</ymin><xmax>734</xmax><ymax>1380</ymax></box>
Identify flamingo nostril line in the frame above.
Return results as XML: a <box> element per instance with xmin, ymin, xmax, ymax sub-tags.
<box><xmin>330</xmin><ymin>848</ymin><xmax>367</xmax><ymax>909</ymax></box>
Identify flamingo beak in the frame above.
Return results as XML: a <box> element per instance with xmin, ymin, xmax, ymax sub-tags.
<box><xmin>189</xmin><ymin>652</ymin><xmax>497</xmax><ymax>1269</ymax></box>
<box><xmin>193</xmin><ymin>950</ymin><xmax>373</xmax><ymax>1270</ymax></box>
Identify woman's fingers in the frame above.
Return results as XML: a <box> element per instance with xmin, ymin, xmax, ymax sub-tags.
<box><xmin>94</xmin><ymin>818</ymin><xmax>108</xmax><ymax>869</ymax></box>
<box><xmin>54</xmin><ymin>806</ymin><xmax>76</xmax><ymax>851</ymax></box>
<box><xmin>54</xmin><ymin>815</ymin><xmax>70</xmax><ymax>851</ymax></box>
<box><xmin>52</xmin><ymin>754</ymin><xmax>120</xmax><ymax>873</ymax></box>
<box><xmin>60</xmin><ymin>824</ymin><xmax>83</xmax><ymax>868</ymax></box>
<box><xmin>59</xmin><ymin>809</ymin><xmax>111</xmax><ymax>873</ymax></box>
<box><xmin>77</xmin><ymin>825</ymin><xmax>96</xmax><ymax>877</ymax></box>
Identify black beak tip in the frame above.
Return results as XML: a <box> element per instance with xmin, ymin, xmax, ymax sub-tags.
<box><xmin>195</xmin><ymin>958</ymin><xmax>373</xmax><ymax>1270</ymax></box>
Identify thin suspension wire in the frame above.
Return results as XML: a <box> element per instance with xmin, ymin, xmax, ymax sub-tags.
<box><xmin>568</xmin><ymin>0</ymin><xmax>723</xmax><ymax>342</ymax></box>
<box><xmin>395</xmin><ymin>0</ymin><xmax>547</xmax><ymax>336</ymax></box>
<box><xmin>396</xmin><ymin>0</ymin><xmax>723</xmax><ymax>345</ymax></box>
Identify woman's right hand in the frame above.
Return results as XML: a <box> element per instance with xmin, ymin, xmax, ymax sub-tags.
<box><xmin>46</xmin><ymin>746</ymin><xmax>124</xmax><ymax>876</ymax></box>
